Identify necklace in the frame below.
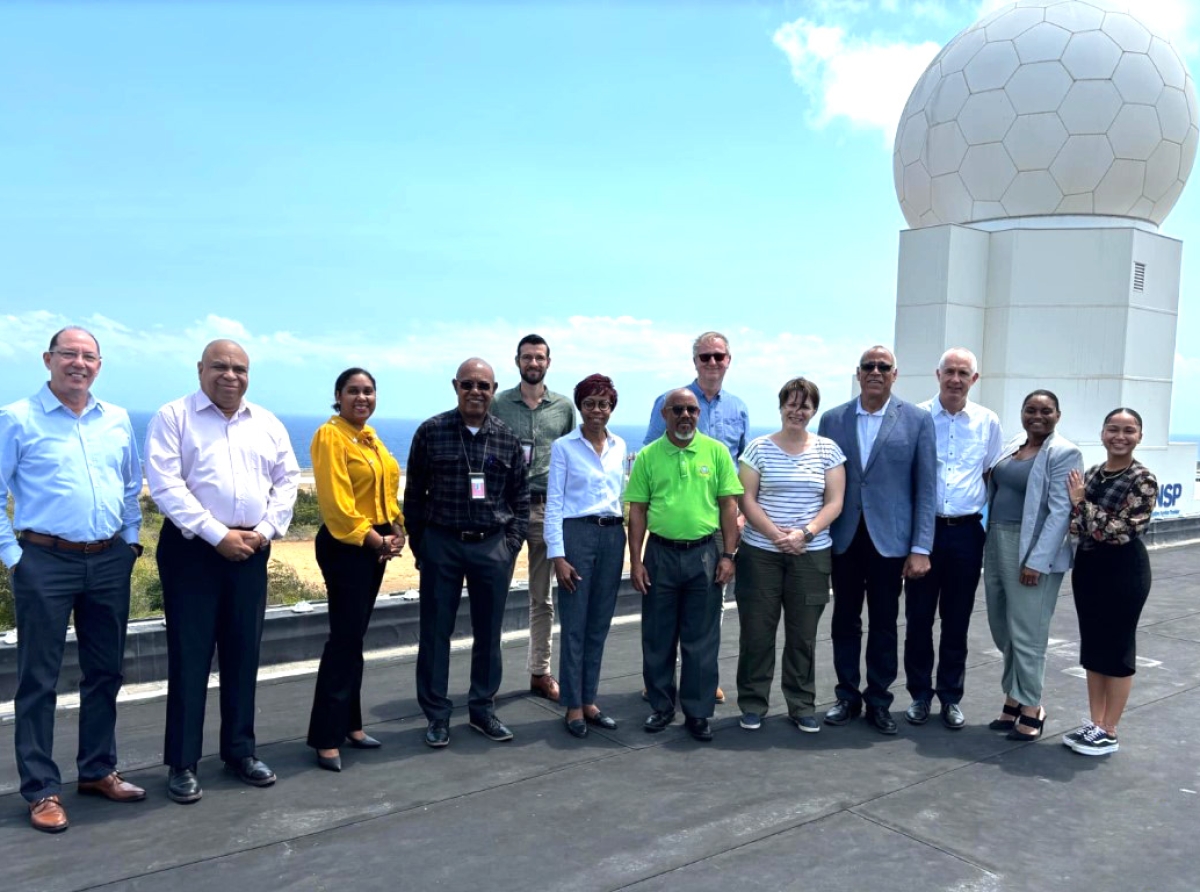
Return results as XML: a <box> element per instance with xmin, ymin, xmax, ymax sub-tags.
<box><xmin>1098</xmin><ymin>465</ymin><xmax>1130</xmax><ymax>482</ymax></box>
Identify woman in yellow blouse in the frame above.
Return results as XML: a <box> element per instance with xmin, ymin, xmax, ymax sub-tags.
<box><xmin>307</xmin><ymin>368</ymin><xmax>405</xmax><ymax>771</ymax></box>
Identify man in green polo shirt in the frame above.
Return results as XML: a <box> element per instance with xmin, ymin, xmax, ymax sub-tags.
<box><xmin>489</xmin><ymin>334</ymin><xmax>577</xmax><ymax>702</ymax></box>
<box><xmin>627</xmin><ymin>388</ymin><xmax>742</xmax><ymax>742</ymax></box>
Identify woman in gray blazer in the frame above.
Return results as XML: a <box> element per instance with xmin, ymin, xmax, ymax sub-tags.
<box><xmin>984</xmin><ymin>390</ymin><xmax>1083</xmax><ymax>741</ymax></box>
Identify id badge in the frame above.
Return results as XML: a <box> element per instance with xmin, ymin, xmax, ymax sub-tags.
<box><xmin>469</xmin><ymin>472</ymin><xmax>487</xmax><ymax>500</ymax></box>
<box><xmin>520</xmin><ymin>439</ymin><xmax>534</xmax><ymax>466</ymax></box>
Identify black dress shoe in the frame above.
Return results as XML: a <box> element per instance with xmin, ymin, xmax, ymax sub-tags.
<box><xmin>225</xmin><ymin>756</ymin><xmax>277</xmax><ymax>787</ymax></box>
<box><xmin>643</xmin><ymin>710</ymin><xmax>675</xmax><ymax>733</ymax></box>
<box><xmin>905</xmin><ymin>699</ymin><xmax>931</xmax><ymax>725</ymax></box>
<box><xmin>684</xmin><ymin>717</ymin><xmax>713</xmax><ymax>742</ymax></box>
<box><xmin>824</xmin><ymin>699</ymin><xmax>862</xmax><ymax>726</ymax></box>
<box><xmin>469</xmin><ymin>715</ymin><xmax>514</xmax><ymax>742</ymax></box>
<box><xmin>316</xmin><ymin>753</ymin><xmax>342</xmax><ymax>772</ymax></box>
<box><xmin>584</xmin><ymin>711</ymin><xmax>618</xmax><ymax>731</ymax></box>
<box><xmin>941</xmin><ymin>703</ymin><xmax>966</xmax><ymax>729</ymax></box>
<box><xmin>346</xmin><ymin>733</ymin><xmax>382</xmax><ymax>749</ymax></box>
<box><xmin>167</xmin><ymin>766</ymin><xmax>202</xmax><ymax>804</ymax></box>
<box><xmin>866</xmin><ymin>706</ymin><xmax>898</xmax><ymax>735</ymax></box>
<box><xmin>424</xmin><ymin>719</ymin><xmax>450</xmax><ymax>748</ymax></box>
<box><xmin>565</xmin><ymin>717</ymin><xmax>588</xmax><ymax>739</ymax></box>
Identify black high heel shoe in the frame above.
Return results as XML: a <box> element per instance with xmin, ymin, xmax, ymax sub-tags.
<box><xmin>345</xmin><ymin>733</ymin><xmax>382</xmax><ymax>749</ymax></box>
<box><xmin>1006</xmin><ymin>707</ymin><xmax>1047</xmax><ymax>741</ymax></box>
<box><xmin>316</xmin><ymin>752</ymin><xmax>343</xmax><ymax>772</ymax></box>
<box><xmin>988</xmin><ymin>702</ymin><xmax>1021</xmax><ymax>731</ymax></box>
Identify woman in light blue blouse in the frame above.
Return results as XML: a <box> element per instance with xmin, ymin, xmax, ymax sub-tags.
<box><xmin>545</xmin><ymin>375</ymin><xmax>627</xmax><ymax>739</ymax></box>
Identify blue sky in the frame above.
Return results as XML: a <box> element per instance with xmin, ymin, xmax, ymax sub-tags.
<box><xmin>1</xmin><ymin>0</ymin><xmax>1197</xmax><ymax>434</ymax></box>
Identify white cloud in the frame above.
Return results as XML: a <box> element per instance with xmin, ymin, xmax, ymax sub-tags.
<box><xmin>0</xmin><ymin>311</ymin><xmax>870</xmax><ymax>423</ymax></box>
<box><xmin>773</xmin><ymin>17</ymin><xmax>941</xmax><ymax>145</ymax></box>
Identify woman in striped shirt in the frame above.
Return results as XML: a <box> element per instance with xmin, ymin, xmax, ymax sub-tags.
<box><xmin>735</xmin><ymin>377</ymin><xmax>845</xmax><ymax>733</ymax></box>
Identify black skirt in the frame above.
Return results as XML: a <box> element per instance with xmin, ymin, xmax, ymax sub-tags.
<box><xmin>1071</xmin><ymin>539</ymin><xmax>1151</xmax><ymax>678</ymax></box>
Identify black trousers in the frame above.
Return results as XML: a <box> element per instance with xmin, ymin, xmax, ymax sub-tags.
<box><xmin>158</xmin><ymin>520</ymin><xmax>269</xmax><ymax>769</ymax></box>
<box><xmin>903</xmin><ymin>518</ymin><xmax>986</xmax><ymax>705</ymax></box>
<box><xmin>641</xmin><ymin>537</ymin><xmax>722</xmax><ymax>720</ymax></box>
<box><xmin>12</xmin><ymin>540</ymin><xmax>135</xmax><ymax>801</ymax></box>
<box><xmin>830</xmin><ymin>520</ymin><xmax>905</xmax><ymax>709</ymax></box>
<box><xmin>415</xmin><ymin>526</ymin><xmax>512</xmax><ymax>723</ymax></box>
<box><xmin>306</xmin><ymin>524</ymin><xmax>388</xmax><ymax>749</ymax></box>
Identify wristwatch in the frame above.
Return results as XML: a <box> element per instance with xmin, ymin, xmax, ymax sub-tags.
<box><xmin>802</xmin><ymin>528</ymin><xmax>816</xmax><ymax>543</ymax></box>
<box><xmin>720</xmin><ymin>551</ymin><xmax>737</xmax><ymax>561</ymax></box>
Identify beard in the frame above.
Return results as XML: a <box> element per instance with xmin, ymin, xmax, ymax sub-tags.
<box><xmin>520</xmin><ymin>368</ymin><xmax>545</xmax><ymax>385</ymax></box>
<box><xmin>673</xmin><ymin>428</ymin><xmax>696</xmax><ymax>441</ymax></box>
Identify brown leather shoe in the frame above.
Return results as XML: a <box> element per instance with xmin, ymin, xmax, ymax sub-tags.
<box><xmin>530</xmin><ymin>673</ymin><xmax>560</xmax><ymax>702</ymax></box>
<box><xmin>715</xmin><ymin>686</ymin><xmax>726</xmax><ymax>704</ymax></box>
<box><xmin>78</xmin><ymin>771</ymin><xmax>146</xmax><ymax>802</ymax></box>
<box><xmin>30</xmin><ymin>795</ymin><xmax>69</xmax><ymax>833</ymax></box>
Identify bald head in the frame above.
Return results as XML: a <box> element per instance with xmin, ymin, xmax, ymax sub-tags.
<box><xmin>198</xmin><ymin>339</ymin><xmax>250</xmax><ymax>417</ymax></box>
<box><xmin>453</xmin><ymin>357</ymin><xmax>496</xmax><ymax>424</ymax></box>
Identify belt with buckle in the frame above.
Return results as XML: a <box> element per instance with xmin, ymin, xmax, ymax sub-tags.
<box><xmin>936</xmin><ymin>513</ymin><xmax>982</xmax><ymax>527</ymax></box>
<box><xmin>20</xmin><ymin>531</ymin><xmax>120</xmax><ymax>554</ymax></box>
<box><xmin>433</xmin><ymin>525</ymin><xmax>502</xmax><ymax>543</ymax></box>
<box><xmin>569</xmin><ymin>515</ymin><xmax>624</xmax><ymax>527</ymax></box>
<box><xmin>648</xmin><ymin>532</ymin><xmax>715</xmax><ymax>550</ymax></box>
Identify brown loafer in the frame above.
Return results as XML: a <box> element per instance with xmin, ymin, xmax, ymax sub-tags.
<box><xmin>30</xmin><ymin>795</ymin><xmax>69</xmax><ymax>833</ymax></box>
<box><xmin>530</xmin><ymin>673</ymin><xmax>560</xmax><ymax>702</ymax></box>
<box><xmin>78</xmin><ymin>771</ymin><xmax>146</xmax><ymax>802</ymax></box>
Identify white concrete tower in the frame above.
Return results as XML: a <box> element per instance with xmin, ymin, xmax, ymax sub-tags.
<box><xmin>892</xmin><ymin>0</ymin><xmax>1198</xmax><ymax>517</ymax></box>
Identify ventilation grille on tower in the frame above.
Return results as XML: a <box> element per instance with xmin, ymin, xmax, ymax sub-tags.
<box><xmin>1133</xmin><ymin>262</ymin><xmax>1146</xmax><ymax>293</ymax></box>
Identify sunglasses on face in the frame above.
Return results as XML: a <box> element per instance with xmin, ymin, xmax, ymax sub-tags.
<box><xmin>859</xmin><ymin>362</ymin><xmax>893</xmax><ymax>373</ymax></box>
<box><xmin>669</xmin><ymin>405</ymin><xmax>700</xmax><ymax>416</ymax></box>
<box><xmin>457</xmin><ymin>380</ymin><xmax>493</xmax><ymax>392</ymax></box>
<box><xmin>696</xmin><ymin>352</ymin><xmax>727</xmax><ymax>364</ymax></box>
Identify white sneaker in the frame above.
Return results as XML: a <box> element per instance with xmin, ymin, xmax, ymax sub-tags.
<box><xmin>1070</xmin><ymin>724</ymin><xmax>1119</xmax><ymax>756</ymax></box>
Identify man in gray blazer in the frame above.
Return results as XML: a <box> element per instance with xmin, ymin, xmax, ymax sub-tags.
<box><xmin>817</xmin><ymin>346</ymin><xmax>937</xmax><ymax>734</ymax></box>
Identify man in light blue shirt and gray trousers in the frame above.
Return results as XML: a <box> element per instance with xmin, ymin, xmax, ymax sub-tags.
<box><xmin>0</xmin><ymin>327</ymin><xmax>145</xmax><ymax>833</ymax></box>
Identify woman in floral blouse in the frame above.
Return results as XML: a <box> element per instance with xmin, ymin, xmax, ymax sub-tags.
<box><xmin>1063</xmin><ymin>408</ymin><xmax>1158</xmax><ymax>757</ymax></box>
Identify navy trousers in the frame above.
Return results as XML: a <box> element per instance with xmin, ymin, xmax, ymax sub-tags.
<box><xmin>158</xmin><ymin>520</ymin><xmax>269</xmax><ymax>769</ymax></box>
<box><xmin>903</xmin><ymin>518</ymin><xmax>986</xmax><ymax>705</ymax></box>
<box><xmin>415</xmin><ymin>527</ymin><xmax>512</xmax><ymax>723</ymax></box>
<box><xmin>12</xmin><ymin>539</ymin><xmax>135</xmax><ymax>802</ymax></box>
<box><xmin>830</xmin><ymin>520</ymin><xmax>905</xmax><ymax>709</ymax></box>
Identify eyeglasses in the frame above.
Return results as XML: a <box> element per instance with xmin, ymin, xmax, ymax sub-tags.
<box><xmin>696</xmin><ymin>352</ymin><xmax>728</xmax><ymax>364</ymax></box>
<box><xmin>669</xmin><ymin>405</ymin><xmax>700</xmax><ymax>416</ymax></box>
<box><xmin>581</xmin><ymin>400</ymin><xmax>612</xmax><ymax>411</ymax></box>
<box><xmin>860</xmin><ymin>362</ymin><xmax>893</xmax><ymax>373</ymax></box>
<box><xmin>457</xmin><ymin>380</ymin><xmax>493</xmax><ymax>392</ymax></box>
<box><xmin>50</xmin><ymin>349</ymin><xmax>101</xmax><ymax>363</ymax></box>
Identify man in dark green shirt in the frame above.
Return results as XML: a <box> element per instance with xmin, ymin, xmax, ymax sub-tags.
<box><xmin>490</xmin><ymin>334</ymin><xmax>577</xmax><ymax>702</ymax></box>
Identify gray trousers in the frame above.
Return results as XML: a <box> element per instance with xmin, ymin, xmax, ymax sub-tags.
<box><xmin>983</xmin><ymin>523</ymin><xmax>1064</xmax><ymax>706</ymax></box>
<box><xmin>641</xmin><ymin>537</ymin><xmax>722</xmax><ymax>720</ymax></box>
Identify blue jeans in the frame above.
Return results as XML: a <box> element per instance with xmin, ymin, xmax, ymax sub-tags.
<box><xmin>555</xmin><ymin>518</ymin><xmax>625</xmax><ymax>710</ymax></box>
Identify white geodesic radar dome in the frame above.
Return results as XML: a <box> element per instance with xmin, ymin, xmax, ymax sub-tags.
<box><xmin>893</xmin><ymin>0</ymin><xmax>1198</xmax><ymax>228</ymax></box>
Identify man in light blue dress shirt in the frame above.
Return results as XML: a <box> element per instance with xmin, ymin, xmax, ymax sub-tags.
<box><xmin>0</xmin><ymin>327</ymin><xmax>145</xmax><ymax>833</ymax></box>
<box><xmin>643</xmin><ymin>331</ymin><xmax>750</xmax><ymax>462</ymax></box>
<box><xmin>903</xmin><ymin>348</ymin><xmax>1003</xmax><ymax>730</ymax></box>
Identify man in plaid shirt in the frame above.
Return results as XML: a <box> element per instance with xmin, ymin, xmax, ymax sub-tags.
<box><xmin>404</xmin><ymin>357</ymin><xmax>530</xmax><ymax>748</ymax></box>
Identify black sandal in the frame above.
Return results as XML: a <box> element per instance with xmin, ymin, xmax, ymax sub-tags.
<box><xmin>1006</xmin><ymin>707</ymin><xmax>1047</xmax><ymax>741</ymax></box>
<box><xmin>988</xmin><ymin>702</ymin><xmax>1021</xmax><ymax>731</ymax></box>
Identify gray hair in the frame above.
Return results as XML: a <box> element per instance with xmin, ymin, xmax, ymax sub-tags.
<box><xmin>938</xmin><ymin>347</ymin><xmax>978</xmax><ymax>375</ymax></box>
<box><xmin>692</xmin><ymin>331</ymin><xmax>730</xmax><ymax>355</ymax></box>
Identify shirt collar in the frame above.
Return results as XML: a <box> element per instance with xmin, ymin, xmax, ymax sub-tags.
<box><xmin>856</xmin><ymin>396</ymin><xmax>891</xmax><ymax>417</ymax></box>
<box><xmin>36</xmin><ymin>382</ymin><xmax>100</xmax><ymax>416</ymax></box>
<box><xmin>661</xmin><ymin>434</ymin><xmax>699</xmax><ymax>454</ymax></box>
<box><xmin>565</xmin><ymin>425</ymin><xmax>615</xmax><ymax>446</ymax></box>
<box><xmin>689</xmin><ymin>380</ymin><xmax>721</xmax><ymax>403</ymax></box>
<box><xmin>931</xmin><ymin>396</ymin><xmax>970</xmax><ymax>417</ymax></box>
<box><xmin>194</xmin><ymin>389</ymin><xmax>249</xmax><ymax>419</ymax></box>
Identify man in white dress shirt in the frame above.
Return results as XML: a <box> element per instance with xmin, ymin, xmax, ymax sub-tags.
<box><xmin>145</xmin><ymin>339</ymin><xmax>299</xmax><ymax>803</ymax></box>
<box><xmin>903</xmin><ymin>348</ymin><xmax>1003</xmax><ymax>729</ymax></box>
